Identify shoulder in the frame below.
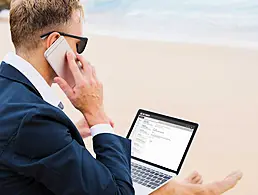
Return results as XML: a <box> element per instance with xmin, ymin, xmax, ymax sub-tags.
<box><xmin>12</xmin><ymin>106</ymin><xmax>75</xmax><ymax>159</ymax></box>
<box><xmin>0</xmin><ymin>77</ymin><xmax>80</xmax><ymax>158</ymax></box>
<box><xmin>0</xmin><ymin>76</ymin><xmax>40</xmax><ymax>104</ymax></box>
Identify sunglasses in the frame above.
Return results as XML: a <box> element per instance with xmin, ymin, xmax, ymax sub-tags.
<box><xmin>40</xmin><ymin>31</ymin><xmax>88</xmax><ymax>54</ymax></box>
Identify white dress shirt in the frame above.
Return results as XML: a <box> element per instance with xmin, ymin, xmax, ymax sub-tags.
<box><xmin>3</xmin><ymin>52</ymin><xmax>114</xmax><ymax>137</ymax></box>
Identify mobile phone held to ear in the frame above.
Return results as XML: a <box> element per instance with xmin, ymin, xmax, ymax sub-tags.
<box><xmin>44</xmin><ymin>36</ymin><xmax>76</xmax><ymax>87</ymax></box>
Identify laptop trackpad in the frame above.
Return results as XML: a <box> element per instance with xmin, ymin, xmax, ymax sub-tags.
<box><xmin>134</xmin><ymin>183</ymin><xmax>153</xmax><ymax>195</ymax></box>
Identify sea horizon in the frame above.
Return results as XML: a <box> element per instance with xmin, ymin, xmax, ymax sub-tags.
<box><xmin>82</xmin><ymin>0</ymin><xmax>258</xmax><ymax>48</ymax></box>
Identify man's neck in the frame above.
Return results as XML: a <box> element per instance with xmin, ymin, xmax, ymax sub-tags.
<box><xmin>16</xmin><ymin>51</ymin><xmax>56</xmax><ymax>86</ymax></box>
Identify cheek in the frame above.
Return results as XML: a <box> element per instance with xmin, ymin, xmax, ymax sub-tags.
<box><xmin>67</xmin><ymin>39</ymin><xmax>78</xmax><ymax>54</ymax></box>
<box><xmin>70</xmin><ymin>43</ymin><xmax>78</xmax><ymax>54</ymax></box>
<box><xmin>71</xmin><ymin>44</ymin><xmax>77</xmax><ymax>54</ymax></box>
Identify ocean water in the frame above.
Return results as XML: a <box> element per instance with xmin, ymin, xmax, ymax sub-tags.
<box><xmin>82</xmin><ymin>0</ymin><xmax>258</xmax><ymax>48</ymax></box>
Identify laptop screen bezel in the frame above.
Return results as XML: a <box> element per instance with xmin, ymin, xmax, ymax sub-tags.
<box><xmin>126</xmin><ymin>109</ymin><xmax>198</xmax><ymax>175</ymax></box>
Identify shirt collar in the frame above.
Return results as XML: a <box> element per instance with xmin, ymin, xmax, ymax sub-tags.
<box><xmin>3</xmin><ymin>52</ymin><xmax>62</xmax><ymax>109</ymax></box>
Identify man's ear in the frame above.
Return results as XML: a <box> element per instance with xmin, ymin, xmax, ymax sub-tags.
<box><xmin>46</xmin><ymin>32</ymin><xmax>60</xmax><ymax>48</ymax></box>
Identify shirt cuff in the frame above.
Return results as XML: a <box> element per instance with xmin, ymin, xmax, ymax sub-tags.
<box><xmin>90</xmin><ymin>124</ymin><xmax>114</xmax><ymax>137</ymax></box>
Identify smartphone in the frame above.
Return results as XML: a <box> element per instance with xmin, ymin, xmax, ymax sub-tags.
<box><xmin>44</xmin><ymin>36</ymin><xmax>76</xmax><ymax>87</ymax></box>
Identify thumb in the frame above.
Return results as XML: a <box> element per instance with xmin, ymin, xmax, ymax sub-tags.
<box><xmin>54</xmin><ymin>77</ymin><xmax>74</xmax><ymax>99</ymax></box>
<box><xmin>211</xmin><ymin>171</ymin><xmax>243</xmax><ymax>194</ymax></box>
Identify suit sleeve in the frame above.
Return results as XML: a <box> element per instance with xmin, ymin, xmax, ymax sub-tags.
<box><xmin>8</xmin><ymin>108</ymin><xmax>135</xmax><ymax>195</ymax></box>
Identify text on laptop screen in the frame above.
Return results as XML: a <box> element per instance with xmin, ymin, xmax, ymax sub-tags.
<box><xmin>129</xmin><ymin>112</ymin><xmax>195</xmax><ymax>171</ymax></box>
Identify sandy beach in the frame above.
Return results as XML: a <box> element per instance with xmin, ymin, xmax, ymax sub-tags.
<box><xmin>1</xmin><ymin>19</ymin><xmax>258</xmax><ymax>194</ymax></box>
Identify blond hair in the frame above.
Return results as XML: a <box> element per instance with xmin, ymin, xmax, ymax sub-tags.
<box><xmin>9</xmin><ymin>0</ymin><xmax>83</xmax><ymax>51</ymax></box>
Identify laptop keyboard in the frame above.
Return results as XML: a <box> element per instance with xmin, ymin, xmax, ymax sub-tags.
<box><xmin>131</xmin><ymin>162</ymin><xmax>173</xmax><ymax>189</ymax></box>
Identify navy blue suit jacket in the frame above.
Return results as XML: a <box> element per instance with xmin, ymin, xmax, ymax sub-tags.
<box><xmin>0</xmin><ymin>62</ymin><xmax>134</xmax><ymax>195</ymax></box>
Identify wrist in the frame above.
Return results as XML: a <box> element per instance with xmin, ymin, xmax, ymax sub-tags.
<box><xmin>83</xmin><ymin>109</ymin><xmax>109</xmax><ymax>127</ymax></box>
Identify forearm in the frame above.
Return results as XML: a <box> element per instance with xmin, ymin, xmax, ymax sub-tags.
<box><xmin>93</xmin><ymin>133</ymin><xmax>134</xmax><ymax>194</ymax></box>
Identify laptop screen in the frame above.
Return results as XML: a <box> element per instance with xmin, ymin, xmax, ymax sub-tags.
<box><xmin>128</xmin><ymin>110</ymin><xmax>197</xmax><ymax>173</ymax></box>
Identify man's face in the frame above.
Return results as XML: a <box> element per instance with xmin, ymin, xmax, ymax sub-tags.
<box><xmin>64</xmin><ymin>10</ymin><xmax>83</xmax><ymax>54</ymax></box>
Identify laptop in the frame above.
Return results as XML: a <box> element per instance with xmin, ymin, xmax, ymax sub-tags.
<box><xmin>127</xmin><ymin>109</ymin><xmax>198</xmax><ymax>195</ymax></box>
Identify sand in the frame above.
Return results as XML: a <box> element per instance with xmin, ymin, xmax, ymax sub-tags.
<box><xmin>1</xmin><ymin>19</ymin><xmax>258</xmax><ymax>194</ymax></box>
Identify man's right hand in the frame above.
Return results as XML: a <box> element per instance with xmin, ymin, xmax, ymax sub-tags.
<box><xmin>54</xmin><ymin>52</ymin><xmax>109</xmax><ymax>128</ymax></box>
<box><xmin>150</xmin><ymin>171</ymin><xmax>243</xmax><ymax>195</ymax></box>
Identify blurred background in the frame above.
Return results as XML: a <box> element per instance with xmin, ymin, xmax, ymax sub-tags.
<box><xmin>82</xmin><ymin>0</ymin><xmax>258</xmax><ymax>48</ymax></box>
<box><xmin>1</xmin><ymin>0</ymin><xmax>258</xmax><ymax>194</ymax></box>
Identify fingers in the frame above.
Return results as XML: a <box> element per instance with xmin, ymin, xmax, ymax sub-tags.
<box><xmin>197</xmin><ymin>178</ymin><xmax>203</xmax><ymax>185</ymax></box>
<box><xmin>54</xmin><ymin>77</ymin><xmax>74</xmax><ymax>99</ymax></box>
<box><xmin>224</xmin><ymin>171</ymin><xmax>243</xmax><ymax>181</ymax></box>
<box><xmin>76</xmin><ymin>54</ymin><xmax>93</xmax><ymax>77</ymax></box>
<box><xmin>184</xmin><ymin>171</ymin><xmax>203</xmax><ymax>184</ymax></box>
<box><xmin>185</xmin><ymin>171</ymin><xmax>198</xmax><ymax>182</ymax></box>
<box><xmin>92</xmin><ymin>66</ymin><xmax>97</xmax><ymax>80</ymax></box>
<box><xmin>210</xmin><ymin>171</ymin><xmax>243</xmax><ymax>194</ymax></box>
<box><xmin>193</xmin><ymin>175</ymin><xmax>203</xmax><ymax>184</ymax></box>
<box><xmin>66</xmin><ymin>52</ymin><xmax>83</xmax><ymax>83</ymax></box>
<box><xmin>76</xmin><ymin>54</ymin><xmax>99</xmax><ymax>83</ymax></box>
<box><xmin>190</xmin><ymin>171</ymin><xmax>199</xmax><ymax>179</ymax></box>
<box><xmin>76</xmin><ymin>54</ymin><xmax>86</xmax><ymax>68</ymax></box>
<box><xmin>64</xmin><ymin>53</ymin><xmax>106</xmax><ymax>125</ymax></box>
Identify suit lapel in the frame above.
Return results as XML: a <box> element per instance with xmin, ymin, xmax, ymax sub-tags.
<box><xmin>0</xmin><ymin>61</ymin><xmax>42</xmax><ymax>98</ymax></box>
<box><xmin>0</xmin><ymin>61</ymin><xmax>86</xmax><ymax>147</ymax></box>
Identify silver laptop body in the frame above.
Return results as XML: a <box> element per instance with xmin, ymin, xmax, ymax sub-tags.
<box><xmin>127</xmin><ymin>109</ymin><xmax>198</xmax><ymax>195</ymax></box>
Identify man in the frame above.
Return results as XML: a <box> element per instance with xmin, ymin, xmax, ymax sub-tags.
<box><xmin>0</xmin><ymin>0</ymin><xmax>242</xmax><ymax>195</ymax></box>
